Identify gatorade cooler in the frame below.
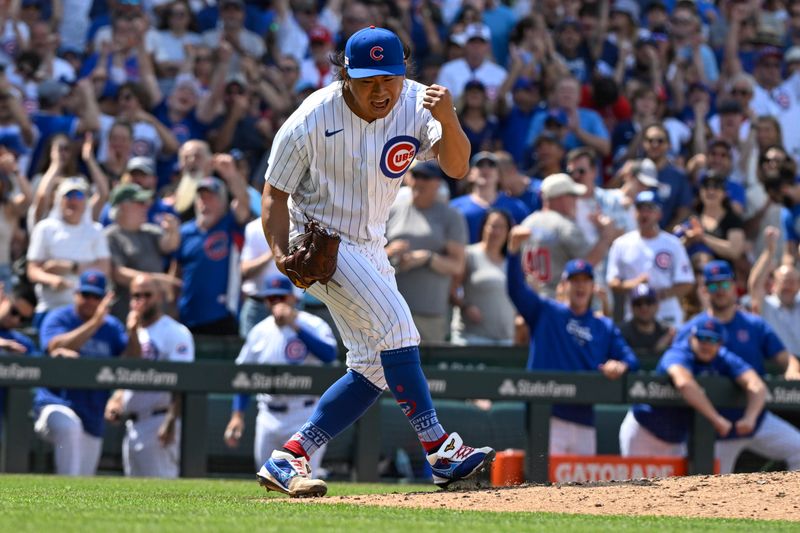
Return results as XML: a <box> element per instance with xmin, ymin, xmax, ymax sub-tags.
<box><xmin>491</xmin><ymin>449</ymin><xmax>525</xmax><ymax>486</ymax></box>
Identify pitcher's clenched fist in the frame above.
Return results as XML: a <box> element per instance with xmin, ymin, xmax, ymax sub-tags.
<box><xmin>423</xmin><ymin>84</ymin><xmax>457</xmax><ymax>123</ymax></box>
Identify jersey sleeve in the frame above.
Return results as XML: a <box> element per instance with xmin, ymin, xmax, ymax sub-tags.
<box><xmin>166</xmin><ymin>325</ymin><xmax>195</xmax><ymax>363</ymax></box>
<box><xmin>660</xmin><ymin>346</ymin><xmax>693</xmax><ymax>372</ymax></box>
<box><xmin>264</xmin><ymin>118</ymin><xmax>310</xmax><ymax>194</ymax></box>
<box><xmin>417</xmin><ymin>110</ymin><xmax>443</xmax><ymax>161</ymax></box>
<box><xmin>38</xmin><ymin>308</ymin><xmax>70</xmax><ymax>351</ymax></box>
<box><xmin>506</xmin><ymin>252</ymin><xmax>544</xmax><ymax>327</ymax></box>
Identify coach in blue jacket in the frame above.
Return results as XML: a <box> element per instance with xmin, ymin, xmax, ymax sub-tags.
<box><xmin>507</xmin><ymin>225</ymin><xmax>639</xmax><ymax>455</ymax></box>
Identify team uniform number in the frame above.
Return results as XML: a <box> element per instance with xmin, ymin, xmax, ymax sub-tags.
<box><xmin>523</xmin><ymin>247</ymin><xmax>552</xmax><ymax>283</ymax></box>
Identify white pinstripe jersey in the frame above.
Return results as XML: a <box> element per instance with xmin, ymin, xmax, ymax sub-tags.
<box><xmin>265</xmin><ymin>79</ymin><xmax>442</xmax><ymax>245</ymax></box>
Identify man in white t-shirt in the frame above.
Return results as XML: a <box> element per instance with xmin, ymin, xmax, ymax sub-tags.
<box><xmin>26</xmin><ymin>178</ymin><xmax>111</xmax><ymax>325</ymax></box>
<box><xmin>435</xmin><ymin>23</ymin><xmax>507</xmax><ymax>102</ymax></box>
<box><xmin>104</xmin><ymin>273</ymin><xmax>195</xmax><ymax>478</ymax></box>
<box><xmin>607</xmin><ymin>191</ymin><xmax>695</xmax><ymax>327</ymax></box>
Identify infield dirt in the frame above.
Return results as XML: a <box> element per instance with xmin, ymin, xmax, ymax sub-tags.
<box><xmin>323</xmin><ymin>471</ymin><xmax>800</xmax><ymax>521</ymax></box>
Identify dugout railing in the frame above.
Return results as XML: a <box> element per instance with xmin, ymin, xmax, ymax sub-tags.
<box><xmin>1</xmin><ymin>356</ymin><xmax>799</xmax><ymax>482</ymax></box>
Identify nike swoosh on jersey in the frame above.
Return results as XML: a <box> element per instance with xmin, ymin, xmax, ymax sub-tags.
<box><xmin>325</xmin><ymin>128</ymin><xmax>344</xmax><ymax>137</ymax></box>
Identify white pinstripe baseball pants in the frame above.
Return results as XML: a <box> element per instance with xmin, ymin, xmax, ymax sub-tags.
<box><xmin>306</xmin><ymin>240</ymin><xmax>420</xmax><ymax>390</ymax></box>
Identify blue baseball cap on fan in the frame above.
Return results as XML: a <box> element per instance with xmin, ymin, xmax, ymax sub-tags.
<box><xmin>78</xmin><ymin>270</ymin><xmax>107</xmax><ymax>296</ymax></box>
<box><xmin>562</xmin><ymin>259</ymin><xmax>594</xmax><ymax>280</ymax></box>
<box><xmin>345</xmin><ymin>26</ymin><xmax>406</xmax><ymax>79</ymax></box>
<box><xmin>691</xmin><ymin>317</ymin><xmax>726</xmax><ymax>344</ymax></box>
<box><xmin>703</xmin><ymin>260</ymin><xmax>734</xmax><ymax>283</ymax></box>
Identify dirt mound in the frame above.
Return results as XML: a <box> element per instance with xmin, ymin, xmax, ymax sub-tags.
<box><xmin>328</xmin><ymin>471</ymin><xmax>800</xmax><ymax>521</ymax></box>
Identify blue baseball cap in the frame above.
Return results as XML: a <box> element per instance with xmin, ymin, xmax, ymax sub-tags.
<box><xmin>78</xmin><ymin>270</ymin><xmax>107</xmax><ymax>296</ymax></box>
<box><xmin>345</xmin><ymin>26</ymin><xmax>406</xmax><ymax>79</ymax></box>
<box><xmin>258</xmin><ymin>273</ymin><xmax>294</xmax><ymax>298</ymax></box>
<box><xmin>703</xmin><ymin>260</ymin><xmax>734</xmax><ymax>283</ymax></box>
<box><xmin>634</xmin><ymin>190</ymin><xmax>661</xmax><ymax>208</ymax></box>
<box><xmin>545</xmin><ymin>108</ymin><xmax>569</xmax><ymax>127</ymax></box>
<box><xmin>630</xmin><ymin>283</ymin><xmax>657</xmax><ymax>302</ymax></box>
<box><xmin>562</xmin><ymin>259</ymin><xmax>594</xmax><ymax>280</ymax></box>
<box><xmin>691</xmin><ymin>317</ymin><xmax>726</xmax><ymax>344</ymax></box>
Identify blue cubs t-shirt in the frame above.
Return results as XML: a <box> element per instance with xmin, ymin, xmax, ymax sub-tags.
<box><xmin>176</xmin><ymin>211</ymin><xmax>244</xmax><ymax>327</ymax></box>
<box><xmin>34</xmin><ymin>305</ymin><xmax>128</xmax><ymax>438</ymax></box>
<box><xmin>633</xmin><ymin>344</ymin><xmax>754</xmax><ymax>443</ymax></box>
<box><xmin>507</xmin><ymin>253</ymin><xmax>639</xmax><ymax>426</ymax></box>
<box><xmin>656</xmin><ymin>164</ymin><xmax>693</xmax><ymax>229</ymax></box>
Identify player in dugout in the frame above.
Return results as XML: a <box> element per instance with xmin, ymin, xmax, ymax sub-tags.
<box><xmin>506</xmin><ymin>225</ymin><xmax>640</xmax><ymax>456</ymax></box>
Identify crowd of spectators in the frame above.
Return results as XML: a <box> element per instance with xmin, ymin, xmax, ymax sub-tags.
<box><xmin>0</xmin><ymin>0</ymin><xmax>799</xmax><ymax>477</ymax></box>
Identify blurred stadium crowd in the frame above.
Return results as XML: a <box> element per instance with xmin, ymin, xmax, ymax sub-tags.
<box><xmin>0</xmin><ymin>0</ymin><xmax>798</xmax><ymax>479</ymax></box>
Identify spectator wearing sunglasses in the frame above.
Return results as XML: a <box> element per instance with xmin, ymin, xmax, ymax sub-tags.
<box><xmin>34</xmin><ymin>270</ymin><xmax>140</xmax><ymax>476</ymax></box>
<box><xmin>619</xmin><ymin>283</ymin><xmax>675</xmax><ymax>360</ymax></box>
<box><xmin>26</xmin><ymin>178</ymin><xmax>111</xmax><ymax>327</ymax></box>
<box><xmin>104</xmin><ymin>273</ymin><xmax>194</xmax><ymax>478</ymax></box>
<box><xmin>675</xmin><ymin>260</ymin><xmax>800</xmax><ymax>473</ymax></box>
<box><xmin>619</xmin><ymin>317</ymin><xmax>766</xmax><ymax>462</ymax></box>
<box><xmin>641</xmin><ymin>123</ymin><xmax>693</xmax><ymax>231</ymax></box>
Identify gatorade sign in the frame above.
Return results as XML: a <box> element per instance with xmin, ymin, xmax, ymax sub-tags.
<box><xmin>549</xmin><ymin>455</ymin><xmax>702</xmax><ymax>483</ymax></box>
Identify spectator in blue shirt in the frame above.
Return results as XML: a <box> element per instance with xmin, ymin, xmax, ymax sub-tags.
<box><xmin>450</xmin><ymin>152</ymin><xmax>529</xmax><ymax>243</ymax></box>
<box><xmin>507</xmin><ymin>231</ymin><xmax>639</xmax><ymax>456</ymax></box>
<box><xmin>525</xmin><ymin>76</ymin><xmax>610</xmax><ymax>158</ymax></box>
<box><xmin>32</xmin><ymin>270</ymin><xmax>139</xmax><ymax>476</ymax></box>
<box><xmin>620</xmin><ymin>318</ymin><xmax>766</xmax><ymax>459</ymax></box>
<box><xmin>642</xmin><ymin>123</ymin><xmax>693</xmax><ymax>229</ymax></box>
<box><xmin>176</xmin><ymin>156</ymin><xmax>250</xmax><ymax>335</ymax></box>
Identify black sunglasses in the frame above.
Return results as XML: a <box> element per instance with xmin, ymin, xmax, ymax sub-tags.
<box><xmin>80</xmin><ymin>292</ymin><xmax>103</xmax><ymax>300</ymax></box>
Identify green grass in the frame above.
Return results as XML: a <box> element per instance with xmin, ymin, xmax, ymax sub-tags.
<box><xmin>0</xmin><ymin>475</ymin><xmax>795</xmax><ymax>532</ymax></box>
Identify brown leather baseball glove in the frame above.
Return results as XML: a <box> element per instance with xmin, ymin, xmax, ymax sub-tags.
<box><xmin>280</xmin><ymin>220</ymin><xmax>341</xmax><ymax>289</ymax></box>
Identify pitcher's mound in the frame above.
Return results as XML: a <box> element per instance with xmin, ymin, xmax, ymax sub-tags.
<box><xmin>327</xmin><ymin>471</ymin><xmax>800</xmax><ymax>521</ymax></box>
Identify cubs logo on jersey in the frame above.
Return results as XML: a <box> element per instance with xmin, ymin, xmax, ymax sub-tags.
<box><xmin>380</xmin><ymin>135</ymin><xmax>419</xmax><ymax>179</ymax></box>
<box><xmin>284</xmin><ymin>338</ymin><xmax>308</xmax><ymax>363</ymax></box>
<box><xmin>655</xmin><ymin>251</ymin><xmax>673</xmax><ymax>270</ymax></box>
<box><xmin>203</xmin><ymin>231</ymin><xmax>230</xmax><ymax>261</ymax></box>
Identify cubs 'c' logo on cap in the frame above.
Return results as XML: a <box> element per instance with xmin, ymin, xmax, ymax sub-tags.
<box><xmin>380</xmin><ymin>135</ymin><xmax>420</xmax><ymax>179</ymax></box>
<box><xmin>370</xmin><ymin>46</ymin><xmax>384</xmax><ymax>61</ymax></box>
<box><xmin>271</xmin><ymin>278</ymin><xmax>282</xmax><ymax>287</ymax></box>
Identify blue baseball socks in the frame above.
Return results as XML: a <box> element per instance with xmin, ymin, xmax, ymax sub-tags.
<box><xmin>282</xmin><ymin>369</ymin><xmax>382</xmax><ymax>460</ymax></box>
<box><xmin>380</xmin><ymin>346</ymin><xmax>448</xmax><ymax>452</ymax></box>
<box><xmin>282</xmin><ymin>346</ymin><xmax>448</xmax><ymax>460</ymax></box>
